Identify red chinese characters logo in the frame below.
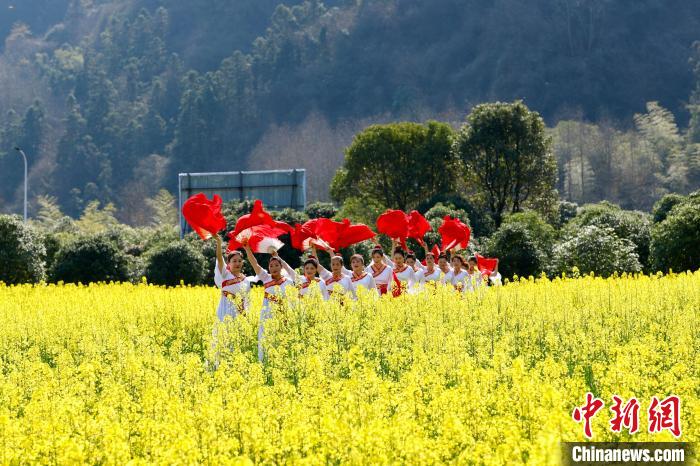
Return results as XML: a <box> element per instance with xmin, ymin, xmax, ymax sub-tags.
<box><xmin>648</xmin><ymin>395</ymin><xmax>681</xmax><ymax>438</ymax></box>
<box><xmin>572</xmin><ymin>392</ymin><xmax>604</xmax><ymax>439</ymax></box>
<box><xmin>610</xmin><ymin>395</ymin><xmax>640</xmax><ymax>434</ymax></box>
<box><xmin>573</xmin><ymin>394</ymin><xmax>681</xmax><ymax>439</ymax></box>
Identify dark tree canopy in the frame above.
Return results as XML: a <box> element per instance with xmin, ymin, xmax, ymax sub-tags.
<box><xmin>455</xmin><ymin>101</ymin><xmax>557</xmax><ymax>227</ymax></box>
<box><xmin>331</xmin><ymin>121</ymin><xmax>457</xmax><ymax>211</ymax></box>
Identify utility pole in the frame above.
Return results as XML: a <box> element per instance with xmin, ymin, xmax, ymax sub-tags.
<box><xmin>14</xmin><ymin>147</ymin><xmax>28</xmax><ymax>222</ymax></box>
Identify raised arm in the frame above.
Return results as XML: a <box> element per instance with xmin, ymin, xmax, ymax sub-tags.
<box><xmin>383</xmin><ymin>253</ymin><xmax>396</xmax><ymax>268</ymax></box>
<box><xmin>244</xmin><ymin>244</ymin><xmax>263</xmax><ymax>277</ymax></box>
<box><xmin>215</xmin><ymin>235</ymin><xmax>225</xmax><ymax>275</ymax></box>
<box><xmin>273</xmin><ymin>251</ymin><xmax>298</xmax><ymax>282</ymax></box>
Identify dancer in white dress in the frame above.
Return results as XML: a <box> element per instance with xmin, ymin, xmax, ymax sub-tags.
<box><xmin>366</xmin><ymin>246</ymin><xmax>394</xmax><ymax>296</ymax></box>
<box><xmin>349</xmin><ymin>254</ymin><xmax>377</xmax><ymax>296</ymax></box>
<box><xmin>415</xmin><ymin>252</ymin><xmax>442</xmax><ymax>288</ymax></box>
<box><xmin>383</xmin><ymin>246</ymin><xmax>417</xmax><ymax>293</ymax></box>
<box><xmin>321</xmin><ymin>255</ymin><xmax>355</xmax><ymax>300</ymax></box>
<box><xmin>276</xmin><ymin>255</ymin><xmax>329</xmax><ymax>300</ymax></box>
<box><xmin>437</xmin><ymin>253</ymin><xmax>453</xmax><ymax>276</ymax></box>
<box><xmin>210</xmin><ymin>235</ymin><xmax>257</xmax><ymax>368</ymax></box>
<box><xmin>213</xmin><ymin>235</ymin><xmax>255</xmax><ymax>320</ymax></box>
<box><xmin>466</xmin><ymin>256</ymin><xmax>485</xmax><ymax>290</ymax></box>
<box><xmin>441</xmin><ymin>254</ymin><xmax>471</xmax><ymax>294</ymax></box>
<box><xmin>244</xmin><ymin>244</ymin><xmax>295</xmax><ymax>362</ymax></box>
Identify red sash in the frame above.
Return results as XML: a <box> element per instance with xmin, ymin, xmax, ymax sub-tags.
<box><xmin>221</xmin><ymin>275</ymin><xmax>246</xmax><ymax>288</ymax></box>
<box><xmin>264</xmin><ymin>278</ymin><xmax>287</xmax><ymax>303</ymax></box>
<box><xmin>299</xmin><ymin>277</ymin><xmax>320</xmax><ymax>290</ymax></box>
<box><xmin>325</xmin><ymin>275</ymin><xmax>345</xmax><ymax>295</ymax></box>
<box><xmin>325</xmin><ymin>275</ymin><xmax>343</xmax><ymax>286</ymax></box>
<box><xmin>377</xmin><ymin>283</ymin><xmax>388</xmax><ymax>295</ymax></box>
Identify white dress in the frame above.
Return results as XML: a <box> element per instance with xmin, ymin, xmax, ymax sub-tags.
<box><xmin>415</xmin><ymin>267</ymin><xmax>442</xmax><ymax>288</ymax></box>
<box><xmin>442</xmin><ymin>269</ymin><xmax>470</xmax><ymax>294</ymax></box>
<box><xmin>465</xmin><ymin>269</ymin><xmax>484</xmax><ymax>290</ymax></box>
<box><xmin>365</xmin><ymin>263</ymin><xmax>394</xmax><ymax>295</ymax></box>
<box><xmin>351</xmin><ymin>271</ymin><xmax>377</xmax><ymax>296</ymax></box>
<box><xmin>321</xmin><ymin>270</ymin><xmax>355</xmax><ymax>299</ymax></box>
<box><xmin>214</xmin><ymin>262</ymin><xmax>254</xmax><ymax>320</ymax></box>
<box><xmin>392</xmin><ymin>264</ymin><xmax>417</xmax><ymax>293</ymax></box>
<box><xmin>256</xmin><ymin>269</ymin><xmax>294</xmax><ymax>362</ymax></box>
<box><xmin>298</xmin><ymin>276</ymin><xmax>330</xmax><ymax>300</ymax></box>
<box><xmin>280</xmin><ymin>258</ymin><xmax>329</xmax><ymax>300</ymax></box>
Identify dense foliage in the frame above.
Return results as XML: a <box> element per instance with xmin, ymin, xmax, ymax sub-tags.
<box><xmin>50</xmin><ymin>234</ymin><xmax>130</xmax><ymax>283</ymax></box>
<box><xmin>144</xmin><ymin>240</ymin><xmax>207</xmax><ymax>286</ymax></box>
<box><xmin>650</xmin><ymin>192</ymin><xmax>700</xmax><ymax>272</ymax></box>
<box><xmin>0</xmin><ymin>215</ymin><xmax>45</xmax><ymax>284</ymax></box>
<box><xmin>1</xmin><ymin>1</ymin><xmax>700</xmax><ymax>219</ymax></box>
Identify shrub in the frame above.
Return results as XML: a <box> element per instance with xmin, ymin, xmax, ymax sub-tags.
<box><xmin>484</xmin><ymin>223</ymin><xmax>546</xmax><ymax>279</ymax></box>
<box><xmin>558</xmin><ymin>201</ymin><xmax>578</xmax><ymax>226</ymax></box>
<box><xmin>650</xmin><ymin>195</ymin><xmax>700</xmax><ymax>272</ymax></box>
<box><xmin>550</xmin><ymin>225</ymin><xmax>641</xmax><ymax>277</ymax></box>
<box><xmin>51</xmin><ymin>235</ymin><xmax>129</xmax><ymax>283</ymax></box>
<box><xmin>0</xmin><ymin>215</ymin><xmax>46</xmax><ymax>284</ymax></box>
<box><xmin>145</xmin><ymin>240</ymin><xmax>206</xmax><ymax>286</ymax></box>
<box><xmin>652</xmin><ymin>193</ymin><xmax>685</xmax><ymax>223</ymax></box>
<box><xmin>305</xmin><ymin>202</ymin><xmax>338</xmax><ymax>219</ymax></box>
<box><xmin>564</xmin><ymin>202</ymin><xmax>652</xmax><ymax>269</ymax></box>
<box><xmin>501</xmin><ymin>211</ymin><xmax>557</xmax><ymax>257</ymax></box>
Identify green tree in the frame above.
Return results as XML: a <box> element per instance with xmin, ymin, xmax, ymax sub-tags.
<box><xmin>0</xmin><ymin>215</ymin><xmax>46</xmax><ymax>284</ymax></box>
<box><xmin>144</xmin><ymin>240</ymin><xmax>206</xmax><ymax>286</ymax></box>
<box><xmin>484</xmin><ymin>222</ymin><xmax>546</xmax><ymax>279</ymax></box>
<box><xmin>331</xmin><ymin>121</ymin><xmax>457</xmax><ymax>211</ymax></box>
<box><xmin>455</xmin><ymin>101</ymin><xmax>557</xmax><ymax>227</ymax></box>
<box><xmin>501</xmin><ymin>211</ymin><xmax>557</xmax><ymax>258</ymax></box>
<box><xmin>564</xmin><ymin>202</ymin><xmax>652</xmax><ymax>269</ymax></box>
<box><xmin>550</xmin><ymin>225</ymin><xmax>642</xmax><ymax>278</ymax></box>
<box><xmin>650</xmin><ymin>193</ymin><xmax>700</xmax><ymax>272</ymax></box>
<box><xmin>50</xmin><ymin>234</ymin><xmax>129</xmax><ymax>283</ymax></box>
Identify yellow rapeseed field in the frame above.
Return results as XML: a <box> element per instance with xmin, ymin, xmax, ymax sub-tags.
<box><xmin>0</xmin><ymin>272</ymin><xmax>698</xmax><ymax>465</ymax></box>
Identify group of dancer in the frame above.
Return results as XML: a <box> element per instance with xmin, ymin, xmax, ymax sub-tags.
<box><xmin>212</xmin><ymin>235</ymin><xmax>501</xmax><ymax>362</ymax></box>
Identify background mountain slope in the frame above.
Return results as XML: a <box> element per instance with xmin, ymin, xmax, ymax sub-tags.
<box><xmin>0</xmin><ymin>0</ymin><xmax>699</xmax><ymax>221</ymax></box>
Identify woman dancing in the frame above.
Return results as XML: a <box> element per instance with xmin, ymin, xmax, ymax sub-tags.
<box><xmin>276</xmin><ymin>253</ymin><xmax>329</xmax><ymax>300</ymax></box>
<box><xmin>367</xmin><ymin>246</ymin><xmax>394</xmax><ymax>295</ymax></box>
<box><xmin>349</xmin><ymin>254</ymin><xmax>377</xmax><ymax>295</ymax></box>
<box><xmin>441</xmin><ymin>254</ymin><xmax>470</xmax><ymax>294</ymax></box>
<box><xmin>244</xmin><ymin>243</ymin><xmax>295</xmax><ymax>362</ymax></box>
<box><xmin>415</xmin><ymin>252</ymin><xmax>441</xmax><ymax>286</ymax></box>
<box><xmin>322</xmin><ymin>255</ymin><xmax>355</xmax><ymax>299</ymax></box>
<box><xmin>383</xmin><ymin>243</ymin><xmax>416</xmax><ymax>293</ymax></box>
<box><xmin>466</xmin><ymin>256</ymin><xmax>484</xmax><ymax>290</ymax></box>
<box><xmin>214</xmin><ymin>235</ymin><xmax>254</xmax><ymax>320</ymax></box>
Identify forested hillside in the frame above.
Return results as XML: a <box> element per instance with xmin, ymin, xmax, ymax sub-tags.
<box><xmin>1</xmin><ymin>0</ymin><xmax>700</xmax><ymax>222</ymax></box>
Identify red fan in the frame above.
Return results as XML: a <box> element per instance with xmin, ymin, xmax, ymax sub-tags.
<box><xmin>407</xmin><ymin>210</ymin><xmax>431</xmax><ymax>243</ymax></box>
<box><xmin>376</xmin><ymin>209</ymin><xmax>409</xmax><ymax>242</ymax></box>
<box><xmin>302</xmin><ymin>236</ymin><xmax>333</xmax><ymax>252</ymax></box>
<box><xmin>438</xmin><ymin>216</ymin><xmax>471</xmax><ymax>250</ymax></box>
<box><xmin>334</xmin><ymin>219</ymin><xmax>376</xmax><ymax>249</ymax></box>
<box><xmin>230</xmin><ymin>200</ymin><xmax>291</xmax><ymax>238</ymax></box>
<box><xmin>290</xmin><ymin>223</ymin><xmax>314</xmax><ymax>251</ymax></box>
<box><xmin>181</xmin><ymin>193</ymin><xmax>227</xmax><ymax>240</ymax></box>
<box><xmin>227</xmin><ymin>224</ymin><xmax>286</xmax><ymax>253</ymax></box>
<box><xmin>304</xmin><ymin>218</ymin><xmax>345</xmax><ymax>249</ymax></box>
<box><xmin>476</xmin><ymin>253</ymin><xmax>499</xmax><ymax>276</ymax></box>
